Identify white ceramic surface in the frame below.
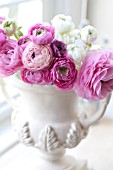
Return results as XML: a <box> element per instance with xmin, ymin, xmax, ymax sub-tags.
<box><xmin>0</xmin><ymin>76</ymin><xmax>111</xmax><ymax>170</ymax></box>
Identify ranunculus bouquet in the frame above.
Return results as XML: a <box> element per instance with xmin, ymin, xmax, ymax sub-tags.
<box><xmin>0</xmin><ymin>14</ymin><xmax>113</xmax><ymax>101</ymax></box>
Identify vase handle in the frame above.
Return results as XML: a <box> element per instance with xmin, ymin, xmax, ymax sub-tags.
<box><xmin>0</xmin><ymin>78</ymin><xmax>16</xmax><ymax>108</ymax></box>
<box><xmin>80</xmin><ymin>94</ymin><xmax>111</xmax><ymax>128</ymax></box>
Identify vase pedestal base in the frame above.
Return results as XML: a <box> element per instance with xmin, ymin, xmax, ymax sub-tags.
<box><xmin>32</xmin><ymin>155</ymin><xmax>90</xmax><ymax>170</ymax></box>
<box><xmin>3</xmin><ymin>155</ymin><xmax>90</xmax><ymax>170</ymax></box>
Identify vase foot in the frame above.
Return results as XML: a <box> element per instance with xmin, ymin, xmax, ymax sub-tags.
<box><xmin>38</xmin><ymin>156</ymin><xmax>91</xmax><ymax>170</ymax></box>
<box><xmin>42</xmin><ymin>155</ymin><xmax>90</xmax><ymax>170</ymax></box>
<box><xmin>3</xmin><ymin>155</ymin><xmax>90</xmax><ymax>170</ymax></box>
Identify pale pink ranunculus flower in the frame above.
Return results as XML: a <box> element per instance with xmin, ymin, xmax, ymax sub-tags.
<box><xmin>74</xmin><ymin>49</ymin><xmax>113</xmax><ymax>101</ymax></box>
<box><xmin>28</xmin><ymin>23</ymin><xmax>55</xmax><ymax>45</ymax></box>
<box><xmin>0</xmin><ymin>29</ymin><xmax>7</xmax><ymax>46</ymax></box>
<box><xmin>22</xmin><ymin>42</ymin><xmax>53</xmax><ymax>71</ymax></box>
<box><xmin>0</xmin><ymin>40</ymin><xmax>23</xmax><ymax>77</ymax></box>
<box><xmin>51</xmin><ymin>56</ymin><xmax>77</xmax><ymax>91</ymax></box>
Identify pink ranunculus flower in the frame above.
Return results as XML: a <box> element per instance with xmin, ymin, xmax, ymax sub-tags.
<box><xmin>22</xmin><ymin>42</ymin><xmax>53</xmax><ymax>71</ymax></box>
<box><xmin>18</xmin><ymin>35</ymin><xmax>30</xmax><ymax>50</ymax></box>
<box><xmin>43</xmin><ymin>66</ymin><xmax>53</xmax><ymax>85</ymax></box>
<box><xmin>74</xmin><ymin>49</ymin><xmax>113</xmax><ymax>101</ymax></box>
<box><xmin>0</xmin><ymin>29</ymin><xmax>7</xmax><ymax>46</ymax></box>
<box><xmin>0</xmin><ymin>40</ymin><xmax>23</xmax><ymax>77</ymax></box>
<box><xmin>28</xmin><ymin>23</ymin><xmax>55</xmax><ymax>45</ymax></box>
<box><xmin>51</xmin><ymin>56</ymin><xmax>77</xmax><ymax>91</ymax></box>
<box><xmin>20</xmin><ymin>68</ymin><xmax>45</xmax><ymax>85</ymax></box>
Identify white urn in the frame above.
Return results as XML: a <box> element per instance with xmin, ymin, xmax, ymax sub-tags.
<box><xmin>0</xmin><ymin>76</ymin><xmax>111</xmax><ymax>170</ymax></box>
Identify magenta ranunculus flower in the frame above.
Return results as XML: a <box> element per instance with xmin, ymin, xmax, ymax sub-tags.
<box><xmin>0</xmin><ymin>29</ymin><xmax>7</xmax><ymax>46</ymax></box>
<box><xmin>28</xmin><ymin>23</ymin><xmax>55</xmax><ymax>45</ymax></box>
<box><xmin>51</xmin><ymin>56</ymin><xmax>77</xmax><ymax>91</ymax></box>
<box><xmin>0</xmin><ymin>40</ymin><xmax>23</xmax><ymax>77</ymax></box>
<box><xmin>18</xmin><ymin>35</ymin><xmax>30</xmax><ymax>50</ymax></box>
<box><xmin>43</xmin><ymin>67</ymin><xmax>53</xmax><ymax>85</ymax></box>
<box><xmin>50</xmin><ymin>39</ymin><xmax>67</xmax><ymax>57</ymax></box>
<box><xmin>20</xmin><ymin>68</ymin><xmax>45</xmax><ymax>85</ymax></box>
<box><xmin>74</xmin><ymin>49</ymin><xmax>113</xmax><ymax>101</ymax></box>
<box><xmin>22</xmin><ymin>42</ymin><xmax>53</xmax><ymax>71</ymax></box>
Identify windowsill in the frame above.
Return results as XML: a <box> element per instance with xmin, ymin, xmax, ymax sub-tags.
<box><xmin>0</xmin><ymin>93</ymin><xmax>19</xmax><ymax>155</ymax></box>
<box><xmin>0</xmin><ymin>116</ymin><xmax>19</xmax><ymax>155</ymax></box>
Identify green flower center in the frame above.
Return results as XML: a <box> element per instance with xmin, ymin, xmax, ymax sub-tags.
<box><xmin>60</xmin><ymin>17</ymin><xmax>66</xmax><ymax>21</ymax></box>
<box><xmin>59</xmin><ymin>67</ymin><xmax>67</xmax><ymax>75</ymax></box>
<box><xmin>33</xmin><ymin>29</ymin><xmax>45</xmax><ymax>36</ymax></box>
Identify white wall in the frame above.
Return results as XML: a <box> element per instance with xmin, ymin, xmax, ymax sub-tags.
<box><xmin>42</xmin><ymin>0</ymin><xmax>82</xmax><ymax>27</ymax></box>
<box><xmin>88</xmin><ymin>0</ymin><xmax>113</xmax><ymax>47</ymax></box>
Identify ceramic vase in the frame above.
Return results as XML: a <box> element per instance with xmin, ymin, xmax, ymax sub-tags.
<box><xmin>0</xmin><ymin>76</ymin><xmax>111</xmax><ymax>170</ymax></box>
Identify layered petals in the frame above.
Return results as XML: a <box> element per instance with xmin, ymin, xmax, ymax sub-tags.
<box><xmin>0</xmin><ymin>40</ymin><xmax>23</xmax><ymax>77</ymax></box>
<box><xmin>22</xmin><ymin>42</ymin><xmax>53</xmax><ymax>71</ymax></box>
<box><xmin>50</xmin><ymin>39</ymin><xmax>67</xmax><ymax>57</ymax></box>
<box><xmin>74</xmin><ymin>49</ymin><xmax>113</xmax><ymax>101</ymax></box>
<box><xmin>28</xmin><ymin>23</ymin><xmax>55</xmax><ymax>45</ymax></box>
<box><xmin>51</xmin><ymin>56</ymin><xmax>77</xmax><ymax>91</ymax></box>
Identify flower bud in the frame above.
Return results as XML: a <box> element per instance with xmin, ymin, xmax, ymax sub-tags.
<box><xmin>51</xmin><ymin>14</ymin><xmax>75</xmax><ymax>34</ymax></box>
<box><xmin>80</xmin><ymin>25</ymin><xmax>97</xmax><ymax>43</ymax></box>
<box><xmin>67</xmin><ymin>44</ymin><xmax>86</xmax><ymax>68</ymax></box>
<box><xmin>2</xmin><ymin>18</ymin><xmax>17</xmax><ymax>36</ymax></box>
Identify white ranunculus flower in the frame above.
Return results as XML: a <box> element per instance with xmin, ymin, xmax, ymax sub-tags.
<box><xmin>64</xmin><ymin>29</ymin><xmax>80</xmax><ymax>44</ymax></box>
<box><xmin>80</xmin><ymin>25</ymin><xmax>97</xmax><ymax>43</ymax></box>
<box><xmin>55</xmin><ymin>32</ymin><xmax>63</xmax><ymax>41</ymax></box>
<box><xmin>68</xmin><ymin>29</ymin><xmax>80</xmax><ymax>37</ymax></box>
<box><xmin>55</xmin><ymin>32</ymin><xmax>75</xmax><ymax>44</ymax></box>
<box><xmin>55</xmin><ymin>29</ymin><xmax>81</xmax><ymax>44</ymax></box>
<box><xmin>63</xmin><ymin>34</ymin><xmax>78</xmax><ymax>44</ymax></box>
<box><xmin>67</xmin><ymin>44</ymin><xmax>86</xmax><ymax>67</ymax></box>
<box><xmin>51</xmin><ymin>14</ymin><xmax>75</xmax><ymax>34</ymax></box>
<box><xmin>62</xmin><ymin>34</ymin><xmax>70</xmax><ymax>44</ymax></box>
<box><xmin>74</xmin><ymin>39</ymin><xmax>86</xmax><ymax>48</ymax></box>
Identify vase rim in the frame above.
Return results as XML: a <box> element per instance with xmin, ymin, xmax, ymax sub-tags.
<box><xmin>3</xmin><ymin>75</ymin><xmax>75</xmax><ymax>95</ymax></box>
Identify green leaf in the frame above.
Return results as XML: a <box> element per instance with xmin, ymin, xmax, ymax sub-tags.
<box><xmin>18</xmin><ymin>26</ymin><xmax>22</xmax><ymax>30</ymax></box>
<box><xmin>14</xmin><ymin>30</ymin><xmax>23</xmax><ymax>40</ymax></box>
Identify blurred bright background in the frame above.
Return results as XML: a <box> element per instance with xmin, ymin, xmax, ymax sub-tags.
<box><xmin>0</xmin><ymin>0</ymin><xmax>113</xmax><ymax>166</ymax></box>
